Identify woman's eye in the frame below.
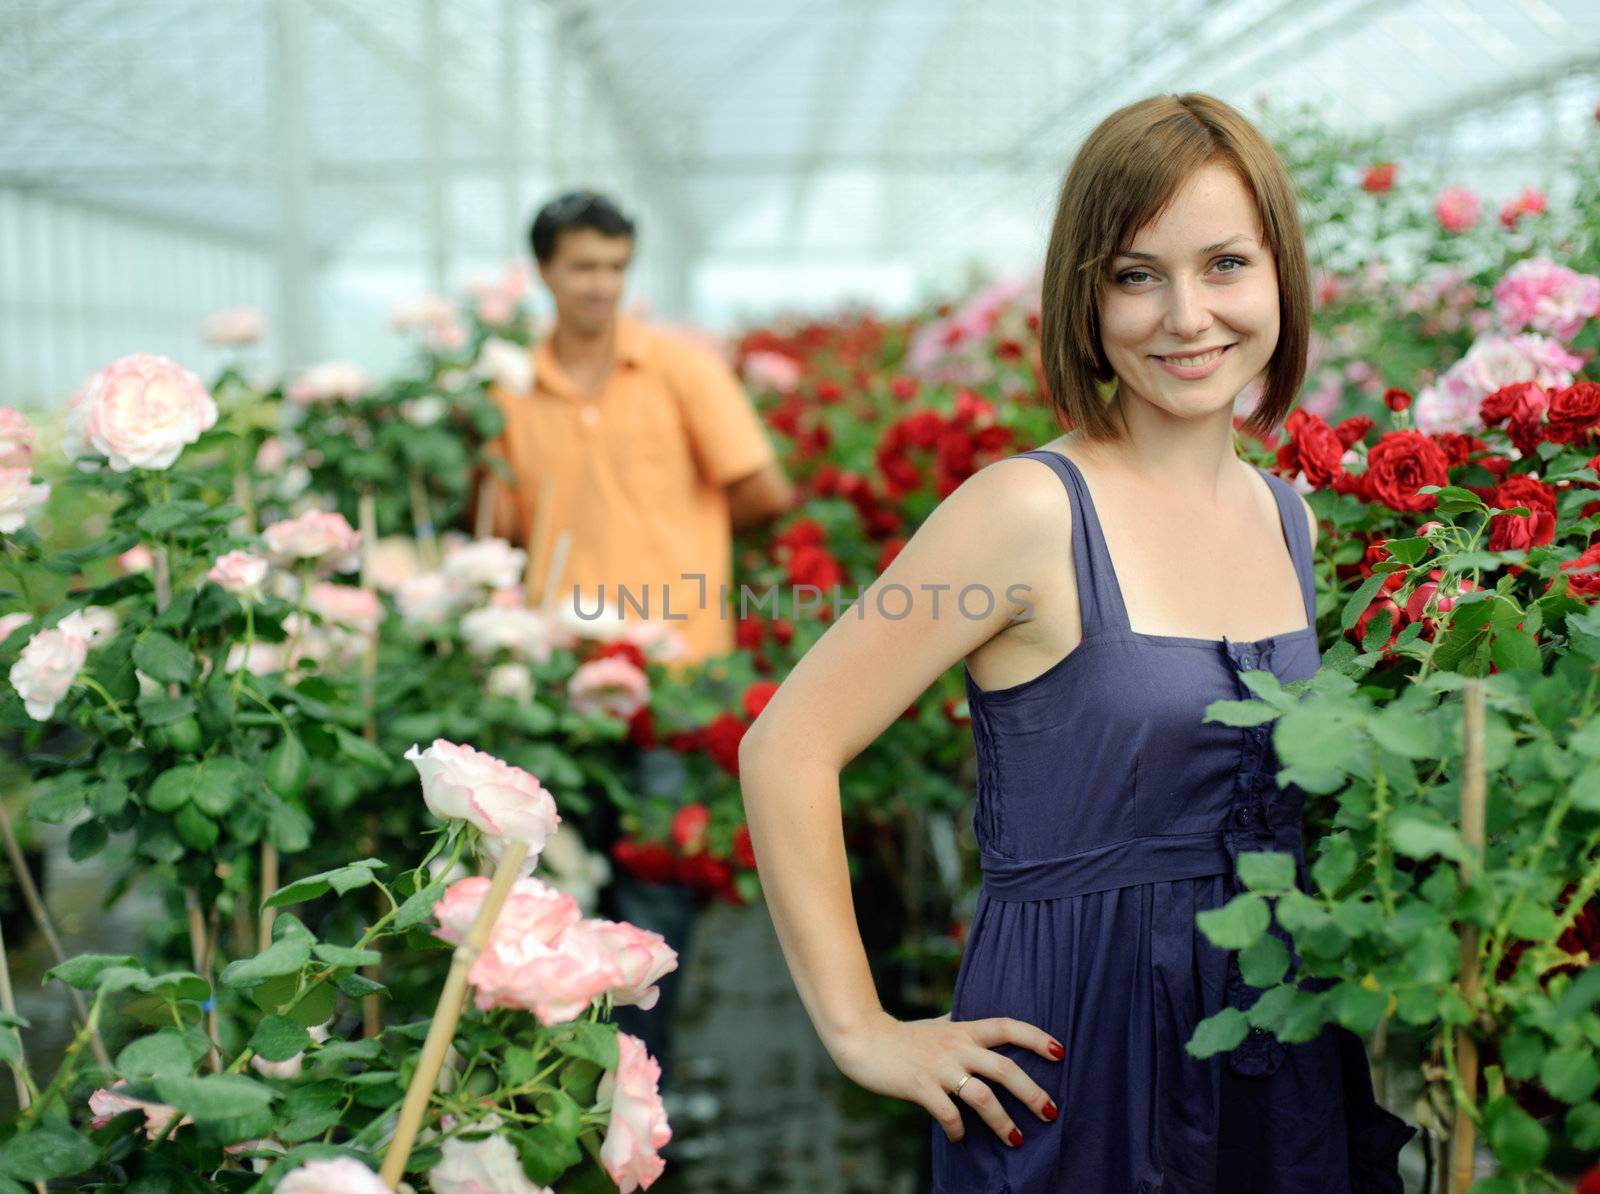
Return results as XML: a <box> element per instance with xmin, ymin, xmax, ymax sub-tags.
<box><xmin>1116</xmin><ymin>269</ymin><xmax>1153</xmax><ymax>285</ymax></box>
<box><xmin>1214</xmin><ymin>256</ymin><xmax>1248</xmax><ymax>273</ymax></box>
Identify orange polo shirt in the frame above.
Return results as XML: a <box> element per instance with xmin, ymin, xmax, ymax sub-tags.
<box><xmin>486</xmin><ymin>315</ymin><xmax>776</xmax><ymax>665</ymax></box>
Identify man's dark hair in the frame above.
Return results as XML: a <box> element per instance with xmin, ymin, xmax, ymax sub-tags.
<box><xmin>529</xmin><ymin>190</ymin><xmax>637</xmax><ymax>264</ymax></box>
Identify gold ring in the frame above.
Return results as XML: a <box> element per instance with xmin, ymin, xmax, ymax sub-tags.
<box><xmin>953</xmin><ymin>1073</ymin><xmax>973</xmax><ymax>1097</ymax></box>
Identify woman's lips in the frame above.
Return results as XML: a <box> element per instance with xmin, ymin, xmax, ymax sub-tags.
<box><xmin>1152</xmin><ymin>343</ymin><xmax>1234</xmax><ymax>380</ymax></box>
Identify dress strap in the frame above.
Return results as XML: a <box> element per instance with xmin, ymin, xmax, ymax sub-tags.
<box><xmin>1014</xmin><ymin>449</ymin><xmax>1131</xmax><ymax>638</ymax></box>
<box><xmin>1255</xmin><ymin>468</ymin><xmax>1317</xmax><ymax>627</ymax></box>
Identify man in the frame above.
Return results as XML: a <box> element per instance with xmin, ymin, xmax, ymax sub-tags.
<box><xmin>479</xmin><ymin>189</ymin><xmax>792</xmax><ymax>1093</ymax></box>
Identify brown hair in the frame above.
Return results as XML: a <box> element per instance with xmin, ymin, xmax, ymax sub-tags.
<box><xmin>1038</xmin><ymin>93</ymin><xmax>1310</xmax><ymax>441</ymax></box>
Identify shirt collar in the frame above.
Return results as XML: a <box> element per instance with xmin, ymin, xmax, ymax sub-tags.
<box><xmin>531</xmin><ymin>314</ymin><xmax>648</xmax><ymax>402</ymax></box>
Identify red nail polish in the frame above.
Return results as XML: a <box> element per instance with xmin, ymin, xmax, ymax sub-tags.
<box><xmin>1008</xmin><ymin>1128</ymin><xmax>1024</xmax><ymax>1147</ymax></box>
<box><xmin>1048</xmin><ymin>1042</ymin><xmax>1065</xmax><ymax>1060</ymax></box>
<box><xmin>1043</xmin><ymin>1100</ymin><xmax>1058</xmax><ymax>1121</ymax></box>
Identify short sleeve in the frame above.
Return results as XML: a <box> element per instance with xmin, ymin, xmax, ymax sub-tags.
<box><xmin>663</xmin><ymin>339</ymin><xmax>776</xmax><ymax>487</ymax></box>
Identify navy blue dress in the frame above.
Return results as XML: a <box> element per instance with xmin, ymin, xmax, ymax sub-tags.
<box><xmin>932</xmin><ymin>448</ymin><xmax>1415</xmax><ymax>1193</ymax></box>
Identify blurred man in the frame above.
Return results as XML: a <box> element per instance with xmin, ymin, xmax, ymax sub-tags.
<box><xmin>478</xmin><ymin>190</ymin><xmax>792</xmax><ymax>1093</ymax></box>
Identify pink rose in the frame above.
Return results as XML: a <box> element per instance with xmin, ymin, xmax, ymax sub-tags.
<box><xmin>9</xmin><ymin>625</ymin><xmax>88</xmax><ymax>719</ymax></box>
<box><xmin>598</xmin><ymin>1032</ymin><xmax>672</xmax><ymax>1192</ymax></box>
<box><xmin>742</xmin><ymin>351</ymin><xmax>802</xmax><ymax>393</ymax></box>
<box><xmin>389</xmin><ymin>293</ymin><xmax>456</xmax><ymax>331</ymax></box>
<box><xmin>405</xmin><ymin>740</ymin><xmax>561</xmax><ymax>862</ymax></box>
<box><xmin>78</xmin><ymin>353</ymin><xmax>217</xmax><ymax>471</ymax></box>
<box><xmin>1493</xmin><ymin>257</ymin><xmax>1600</xmax><ymax>342</ymax></box>
<box><xmin>201</xmin><ymin>306</ymin><xmax>265</xmax><ymax>346</ymax></box>
<box><xmin>1499</xmin><ymin>188</ymin><xmax>1547</xmax><ymax>229</ymax></box>
<box><xmin>397</xmin><ymin>572</ymin><xmax>472</xmax><ymax>625</ymax></box>
<box><xmin>308</xmin><ymin>582</ymin><xmax>384</xmax><ymax>633</ymax></box>
<box><xmin>442</xmin><ymin>538</ymin><xmax>528</xmax><ymax>590</ymax></box>
<box><xmin>208</xmin><ymin>551</ymin><xmax>269</xmax><ymax>601</ymax></box>
<box><xmin>88</xmin><ymin>1081</ymin><xmax>189</xmax><ymax>1139</ymax></box>
<box><xmin>275</xmin><ymin>1156</ymin><xmax>391</xmax><ymax>1194</ymax></box>
<box><xmin>578</xmin><ymin>918</ymin><xmax>678</xmax><ymax>1010</ymax></box>
<box><xmin>1434</xmin><ymin>187</ymin><xmax>1480</xmax><ymax>234</ymax></box>
<box><xmin>0</xmin><ymin>612</ymin><xmax>31</xmax><ymax>641</ymax></box>
<box><xmin>1414</xmin><ymin>332</ymin><xmax>1583</xmax><ymax>434</ymax></box>
<box><xmin>430</xmin><ymin>1121</ymin><xmax>552</xmax><ymax>1194</ymax></box>
<box><xmin>118</xmin><ymin>544</ymin><xmax>155</xmax><ymax>574</ymax></box>
<box><xmin>289</xmin><ymin>361</ymin><xmax>371</xmax><ymax>404</ymax></box>
<box><xmin>263</xmin><ymin>510</ymin><xmax>361</xmax><ymax>572</ymax></box>
<box><xmin>433</xmin><ymin>876</ymin><xmax>580</xmax><ymax>950</ymax></box>
<box><xmin>254</xmin><ymin>436</ymin><xmax>288</xmax><ymax>475</ymax></box>
<box><xmin>0</xmin><ymin>408</ymin><xmax>34</xmax><ymax>468</ymax></box>
<box><xmin>568</xmin><ymin>657</ymin><xmax>651</xmax><ymax>721</ymax></box>
<box><xmin>0</xmin><ymin>467</ymin><xmax>49</xmax><ymax>534</ymax></box>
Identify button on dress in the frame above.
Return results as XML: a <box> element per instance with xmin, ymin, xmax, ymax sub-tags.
<box><xmin>931</xmin><ymin>448</ymin><xmax>1415</xmax><ymax>1193</ymax></box>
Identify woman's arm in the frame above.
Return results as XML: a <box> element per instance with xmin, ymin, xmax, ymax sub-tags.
<box><xmin>738</xmin><ymin>456</ymin><xmax>1069</xmax><ymax>1145</ymax></box>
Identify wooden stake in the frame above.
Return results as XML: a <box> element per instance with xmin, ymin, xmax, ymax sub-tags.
<box><xmin>538</xmin><ymin>531</ymin><xmax>573</xmax><ymax>621</ymax></box>
<box><xmin>259</xmin><ymin>842</ymin><xmax>280</xmax><ymax>952</ymax></box>
<box><xmin>409</xmin><ymin>470</ymin><xmax>440</xmax><ymax>569</ymax></box>
<box><xmin>183</xmin><ymin>887</ymin><xmax>222</xmax><ymax>1072</ymax></box>
<box><xmin>1449</xmin><ymin>679</ymin><xmax>1487</xmax><ymax>1193</ymax></box>
<box><xmin>473</xmin><ymin>474</ymin><xmax>499</xmax><ymax>541</ymax></box>
<box><xmin>378</xmin><ymin>839</ymin><xmax>529</xmax><ymax>1187</ymax></box>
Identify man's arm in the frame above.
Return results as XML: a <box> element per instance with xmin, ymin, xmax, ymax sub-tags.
<box><xmin>727</xmin><ymin>459</ymin><xmax>795</xmax><ymax>532</ymax></box>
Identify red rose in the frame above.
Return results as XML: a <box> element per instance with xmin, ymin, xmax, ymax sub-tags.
<box><xmin>700</xmin><ymin>711</ymin><xmax>746</xmax><ymax>776</ymax></box>
<box><xmin>770</xmin><ymin>618</ymin><xmax>795</xmax><ymax>646</ymax></box>
<box><xmin>1278</xmin><ymin>410</ymin><xmax>1344</xmax><ymax>488</ymax></box>
<box><xmin>1584</xmin><ymin>453</ymin><xmax>1600</xmax><ymax>485</ymax></box>
<box><xmin>1432</xmin><ymin>432</ymin><xmax>1485</xmax><ymax>469</ymax></box>
<box><xmin>1382</xmin><ymin>388</ymin><xmax>1413</xmax><ymax>412</ymax></box>
<box><xmin>1545</xmin><ymin>382</ymin><xmax>1600</xmax><ymax>445</ymax></box>
<box><xmin>786</xmin><ymin>543</ymin><xmax>844</xmax><ymax>591</ymax></box>
<box><xmin>613</xmin><ymin>838</ymin><xmax>677</xmax><ymax>885</ymax></box>
<box><xmin>1361</xmin><ymin>162</ymin><xmax>1397</xmax><ymax>193</ymax></box>
<box><xmin>1360</xmin><ymin>541</ymin><xmax>1407</xmax><ymax>594</ymax></box>
<box><xmin>678</xmin><ymin>852</ymin><xmax>734</xmax><ymax>895</ymax></box>
<box><xmin>593</xmin><ymin>640</ymin><xmax>648</xmax><ymax>671</ymax></box>
<box><xmin>815</xmin><ymin>379</ymin><xmax>843</xmax><ymax>404</ymax></box>
<box><xmin>1577</xmin><ymin>1166</ymin><xmax>1600</xmax><ymax>1194</ymax></box>
<box><xmin>773</xmin><ymin>518</ymin><xmax>827</xmax><ymax>554</ymax></box>
<box><xmin>742</xmin><ymin>679</ymin><xmax>779</xmax><ymax>721</ymax></box>
<box><xmin>1488</xmin><ymin>474</ymin><xmax>1559</xmax><ymax>552</ymax></box>
<box><xmin>1479</xmin><ymin>381</ymin><xmax>1548</xmax><ymax>428</ymax></box>
<box><xmin>1351</xmin><ymin>595</ymin><xmax>1403</xmax><ymax>651</ymax></box>
<box><xmin>890</xmin><ymin>375</ymin><xmax>919</xmax><ymax>402</ymax></box>
<box><xmin>731</xmin><ymin>824</ymin><xmax>756</xmax><ymax>869</ymax></box>
<box><xmin>1554</xmin><ymin>543</ymin><xmax>1600</xmax><ymax>599</ymax></box>
<box><xmin>735</xmin><ymin>616</ymin><xmax>765</xmax><ymax>651</ymax></box>
<box><xmin>1365</xmin><ymin>431</ymin><xmax>1450</xmax><ymax>512</ymax></box>
<box><xmin>953</xmin><ymin>389</ymin><xmax>995</xmax><ymax>425</ymax></box>
<box><xmin>996</xmin><ymin>339</ymin><xmax>1024</xmax><ymax>362</ymax></box>
<box><xmin>627</xmin><ymin>705</ymin><xmax>658</xmax><ymax>749</ymax></box>
<box><xmin>670</xmin><ymin>803</ymin><xmax>711</xmax><ymax>854</ymax></box>
<box><xmin>1334</xmin><ymin>416</ymin><xmax>1374</xmax><ymax>448</ymax></box>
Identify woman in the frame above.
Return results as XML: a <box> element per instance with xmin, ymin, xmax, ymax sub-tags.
<box><xmin>738</xmin><ymin>93</ymin><xmax>1415</xmax><ymax>1192</ymax></box>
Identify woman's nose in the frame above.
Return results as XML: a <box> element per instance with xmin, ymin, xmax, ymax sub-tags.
<box><xmin>1162</xmin><ymin>278</ymin><xmax>1213</xmax><ymax>341</ymax></box>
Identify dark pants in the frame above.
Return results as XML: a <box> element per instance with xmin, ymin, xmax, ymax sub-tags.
<box><xmin>587</xmin><ymin>745</ymin><xmax>699</xmax><ymax>1087</ymax></box>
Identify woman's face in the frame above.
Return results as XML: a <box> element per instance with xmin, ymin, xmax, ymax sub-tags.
<box><xmin>1098</xmin><ymin>162</ymin><xmax>1280</xmax><ymax>424</ymax></box>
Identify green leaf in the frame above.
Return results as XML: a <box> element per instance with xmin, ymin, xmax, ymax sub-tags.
<box><xmin>220</xmin><ymin>935</ymin><xmax>311</xmax><ymax>990</ymax></box>
<box><xmin>1311</xmin><ymin>834</ymin><xmax>1357</xmax><ymax>897</ymax></box>
<box><xmin>312</xmin><ymin>943</ymin><xmax>381</xmax><ymax>969</ymax></box>
<box><xmin>1389</xmin><ymin>814</ymin><xmax>1471</xmax><ymax>865</ymax></box>
<box><xmin>1570</xmin><ymin>765</ymin><xmax>1600</xmax><ymax>813</ymax></box>
<box><xmin>264</xmin><ymin>859</ymin><xmax>386</xmax><ymax>909</ymax></box>
<box><xmin>1538</xmin><ymin>1046</ymin><xmax>1600</xmax><ymax>1104</ymax></box>
<box><xmin>516</xmin><ymin>1122</ymin><xmax>583</xmax><ymax>1185</ymax></box>
<box><xmin>116</xmin><ymin>1029</ymin><xmax>208</xmax><ymax>1080</ymax></box>
<box><xmin>1483</xmin><ymin>1095</ymin><xmax>1548</xmax><ymax>1173</ymax></box>
<box><xmin>136</xmin><ymin>694</ymin><xmax>197</xmax><ymax>728</ymax></box>
<box><xmin>46</xmin><ymin>953</ymin><xmax>142</xmax><ymax>990</ymax></box>
<box><xmin>174</xmin><ymin>804</ymin><xmax>218</xmax><ymax>851</ymax></box>
<box><xmin>1184</xmin><ymin>1007</ymin><xmax>1249</xmax><ymax>1058</ymax></box>
<box><xmin>68</xmin><ymin>819</ymin><xmax>108</xmax><ymax>861</ymax></box>
<box><xmin>266</xmin><ymin>797</ymin><xmax>313</xmax><ymax>852</ymax></box>
<box><xmin>1490</xmin><ymin>627</ymin><xmax>1542</xmax><ymax>674</ymax></box>
<box><xmin>1196</xmin><ymin>893</ymin><xmax>1270</xmax><ymax>951</ymax></box>
<box><xmin>1566</xmin><ymin>1102</ymin><xmax>1600</xmax><ymax>1150</ymax></box>
<box><xmin>1341</xmin><ymin>574</ymin><xmax>1388</xmax><ymax>633</ymax></box>
<box><xmin>275</xmin><ymin>1080</ymin><xmax>345</xmax><ymax>1142</ymax></box>
<box><xmin>1555</xmin><ymin>966</ymin><xmax>1600</xmax><ymax>1023</ymax></box>
<box><xmin>248</xmin><ymin>1015</ymin><xmax>311</xmax><ymax>1063</ymax></box>
<box><xmin>1236</xmin><ymin>851</ymin><xmax>1296</xmax><ymax>893</ymax></box>
<box><xmin>1368</xmin><ymin>706</ymin><xmax>1442</xmax><ymax>760</ymax></box>
<box><xmin>551</xmin><ymin>1019</ymin><xmax>620</xmax><ymax>1070</ymax></box>
<box><xmin>132</xmin><ymin>632</ymin><xmax>198</xmax><ymax>684</ymax></box>
<box><xmin>394</xmin><ymin>881</ymin><xmax>446</xmax><ymax>931</ymax></box>
<box><xmin>0</xmin><ymin>1125</ymin><xmax>99</xmax><ymax>1181</ymax></box>
<box><xmin>1331</xmin><ymin>980</ymin><xmax>1387</xmax><ymax>1035</ymax></box>
<box><xmin>1204</xmin><ymin>699</ymin><xmax>1281</xmax><ymax>728</ymax></box>
<box><xmin>1237</xmin><ymin>934</ymin><xmax>1289</xmax><ymax>989</ymax></box>
<box><xmin>152</xmin><ymin>1074</ymin><xmax>278</xmax><ymax>1124</ymax></box>
<box><xmin>334</xmin><ymin>728</ymin><xmax>391</xmax><ymax>772</ymax></box>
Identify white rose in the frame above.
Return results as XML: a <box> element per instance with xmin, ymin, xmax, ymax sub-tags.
<box><xmin>442</xmin><ymin>538</ymin><xmax>527</xmax><ymax>590</ymax></box>
<box><xmin>9</xmin><ymin>625</ymin><xmax>89</xmax><ymax>719</ymax></box>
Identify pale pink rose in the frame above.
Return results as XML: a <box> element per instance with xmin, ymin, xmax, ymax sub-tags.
<box><xmin>616</xmin><ymin>620</ymin><xmax>687</xmax><ymax>662</ymax></box>
<box><xmin>116</xmin><ymin>544</ymin><xmax>155</xmax><ymax>574</ymax></box>
<box><xmin>461</xmin><ymin>605</ymin><xmax>553</xmax><ymax>662</ymax></box>
<box><xmin>275</xmin><ymin>1156</ymin><xmax>391</xmax><ymax>1194</ymax></box>
<box><xmin>366</xmin><ymin>537</ymin><xmax>423</xmax><ymax>592</ymax></box>
<box><xmin>476</xmin><ymin>337</ymin><xmax>535</xmax><ymax>394</ymax></box>
<box><xmin>475</xmin><ymin>292</ymin><xmax>515</xmax><ymax>326</ymax></box>
<box><xmin>1434</xmin><ymin>187</ymin><xmax>1480</xmax><ymax>233</ymax></box>
<box><xmin>0</xmin><ymin>612</ymin><xmax>30</xmax><ymax>641</ymax></box>
<box><xmin>443</xmin><ymin>538</ymin><xmax>528</xmax><ymax>590</ymax></box>
<box><xmin>578</xmin><ymin>919</ymin><xmax>679</xmax><ymax>1011</ymax></box>
<box><xmin>201</xmin><ymin>306</ymin><xmax>265</xmax><ymax>346</ymax></box>
<box><xmin>1415</xmin><ymin>332</ymin><xmax>1585</xmax><ymax>434</ymax></box>
<box><xmin>1493</xmin><ymin>257</ymin><xmax>1600</xmax><ymax>342</ymax></box>
<box><xmin>0</xmin><ymin>468</ymin><xmax>48</xmax><ymax>534</ymax></box>
<box><xmin>308</xmin><ymin>582</ymin><xmax>384</xmax><ymax>633</ymax></box>
<box><xmin>9</xmin><ymin>625</ymin><xmax>88</xmax><ymax>719</ymax></box>
<box><xmin>508</xmin><ymin>926</ymin><xmax>625</xmax><ymax>1024</ymax></box>
<box><xmin>0</xmin><ymin>408</ymin><xmax>34</xmax><ymax>468</ymax></box>
<box><xmin>263</xmin><ymin>509</ymin><xmax>361</xmax><ymax>572</ymax></box>
<box><xmin>486</xmin><ymin>662</ymin><xmax>535</xmax><ymax>702</ymax></box>
<box><xmin>208</xmin><ymin>550</ymin><xmax>269</xmax><ymax>601</ymax></box>
<box><xmin>426</xmin><ymin>315</ymin><xmax>469</xmax><ymax>353</ymax></box>
<box><xmin>433</xmin><ymin>875</ymin><xmax>580</xmax><ymax>957</ymax></box>
<box><xmin>1499</xmin><ymin>187</ymin><xmax>1547</xmax><ymax>228</ymax></box>
<box><xmin>250</xmin><ymin>1052</ymin><xmax>303</xmax><ymax>1080</ymax></box>
<box><xmin>397</xmin><ymin>572</ymin><xmax>472</xmax><ymax>625</ymax></box>
<box><xmin>741</xmin><ymin>351</ymin><xmax>802</xmax><ymax>393</ymax></box>
<box><xmin>405</xmin><ymin>740</ymin><xmax>561</xmax><ymax>861</ymax></box>
<box><xmin>598</xmin><ymin>1032</ymin><xmax>672</xmax><ymax>1192</ymax></box>
<box><xmin>489</xmin><ymin>586</ymin><xmax>522</xmax><ymax>608</ymax></box>
<box><xmin>289</xmin><ymin>361</ymin><xmax>371</xmax><ymax>404</ymax></box>
<box><xmin>254</xmin><ymin>435</ymin><xmax>288</xmax><ymax>475</ymax></box>
<box><xmin>430</xmin><ymin>1122</ymin><xmax>553</xmax><ymax>1194</ymax></box>
<box><xmin>467</xmin><ymin>263</ymin><xmax>528</xmax><ymax>328</ymax></box>
<box><xmin>88</xmin><ymin>1081</ymin><xmax>190</xmax><ymax>1139</ymax></box>
<box><xmin>225</xmin><ymin>641</ymin><xmax>284</xmax><ymax>676</ymax></box>
<box><xmin>389</xmin><ymin>292</ymin><xmax>456</xmax><ymax>332</ymax></box>
<box><xmin>401</xmin><ymin>395</ymin><xmax>448</xmax><ymax>427</ymax></box>
<box><xmin>568</xmin><ymin>657</ymin><xmax>651</xmax><ymax>721</ymax></box>
<box><xmin>57</xmin><ymin>606</ymin><xmax>117</xmax><ymax>647</ymax></box>
<box><xmin>78</xmin><ymin>353</ymin><xmax>217</xmax><ymax>471</ymax></box>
